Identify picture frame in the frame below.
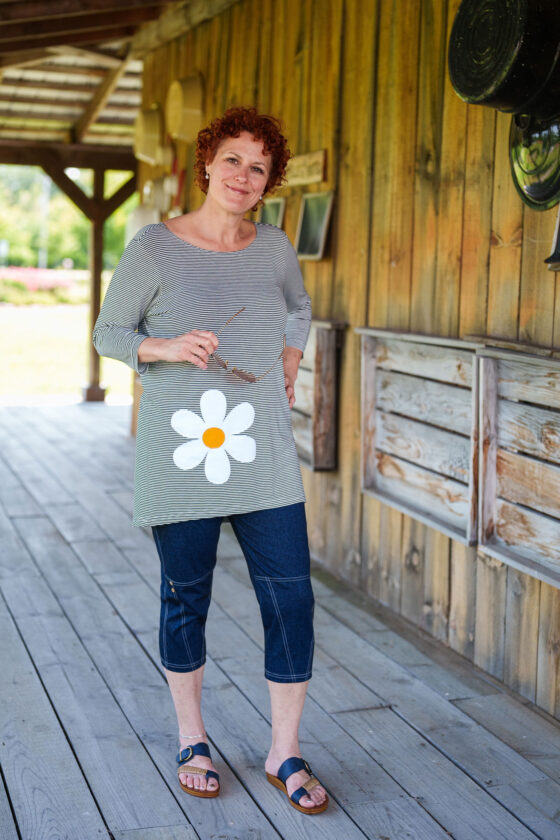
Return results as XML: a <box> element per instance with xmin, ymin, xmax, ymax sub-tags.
<box><xmin>294</xmin><ymin>190</ymin><xmax>334</xmax><ymax>260</ymax></box>
<box><xmin>258</xmin><ymin>196</ymin><xmax>286</xmax><ymax>228</ymax></box>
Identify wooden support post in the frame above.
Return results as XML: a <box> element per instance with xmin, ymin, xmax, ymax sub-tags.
<box><xmin>84</xmin><ymin>169</ymin><xmax>106</xmax><ymax>402</ymax></box>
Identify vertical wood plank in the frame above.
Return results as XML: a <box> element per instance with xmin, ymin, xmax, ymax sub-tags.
<box><xmin>361</xmin><ymin>335</ymin><xmax>377</xmax><ymax>488</ymax></box>
<box><xmin>409</xmin><ymin>0</ymin><xmax>447</xmax><ymax>333</ymax></box>
<box><xmin>536</xmin><ymin>582</ymin><xmax>560</xmax><ymax>718</ymax></box>
<box><xmin>370</xmin><ymin>0</ymin><xmax>420</xmax><ymax>329</ymax></box>
<box><xmin>486</xmin><ymin>112</ymin><xmax>523</xmax><ymax>339</ymax></box>
<box><xmin>400</xmin><ymin>518</ymin><xmax>427</xmax><ymax>627</ymax></box>
<box><xmin>518</xmin><ymin>204</ymin><xmax>558</xmax><ymax>346</ymax></box>
<box><xmin>479</xmin><ymin>356</ymin><xmax>498</xmax><ymax>543</ymax></box>
<box><xmin>459</xmin><ymin>105</ymin><xmax>496</xmax><ymax>337</ymax></box>
<box><xmin>432</xmin><ymin>0</ymin><xmax>467</xmax><ymax>337</ymax></box>
<box><xmin>377</xmin><ymin>507</ymin><xmax>403</xmax><ymax>610</ymax></box>
<box><xmin>361</xmin><ymin>495</ymin><xmax>382</xmax><ymax>601</ymax></box>
<box><xmin>449</xmin><ymin>542</ymin><xmax>476</xmax><ymax>661</ymax></box>
<box><xmin>474</xmin><ymin>553</ymin><xmax>506</xmax><ymax>679</ymax></box>
<box><xmin>421</xmin><ymin>527</ymin><xmax>450</xmax><ymax>642</ymax></box>
<box><xmin>322</xmin><ymin>0</ymin><xmax>375</xmax><ymax>585</ymax></box>
<box><xmin>503</xmin><ymin>567</ymin><xmax>540</xmax><ymax>702</ymax></box>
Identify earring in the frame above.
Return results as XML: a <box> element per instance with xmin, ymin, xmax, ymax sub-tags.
<box><xmin>205</xmin><ymin>172</ymin><xmax>209</xmax><ymax>179</ymax></box>
<box><xmin>259</xmin><ymin>195</ymin><xmax>263</xmax><ymax>200</ymax></box>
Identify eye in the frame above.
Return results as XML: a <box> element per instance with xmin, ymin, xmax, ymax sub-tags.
<box><xmin>226</xmin><ymin>156</ymin><xmax>238</xmax><ymax>164</ymax></box>
<box><xmin>252</xmin><ymin>167</ymin><xmax>265</xmax><ymax>175</ymax></box>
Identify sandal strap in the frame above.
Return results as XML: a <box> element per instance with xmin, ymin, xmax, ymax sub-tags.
<box><xmin>276</xmin><ymin>756</ymin><xmax>314</xmax><ymax>786</ymax></box>
<box><xmin>176</xmin><ymin>742</ymin><xmax>211</xmax><ymax>764</ymax></box>
<box><xmin>177</xmin><ymin>764</ymin><xmax>220</xmax><ymax>783</ymax></box>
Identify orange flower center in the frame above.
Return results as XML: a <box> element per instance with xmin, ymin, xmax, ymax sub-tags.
<box><xmin>202</xmin><ymin>427</ymin><xmax>225</xmax><ymax>449</ymax></box>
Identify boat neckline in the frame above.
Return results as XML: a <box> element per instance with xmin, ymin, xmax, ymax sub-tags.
<box><xmin>159</xmin><ymin>220</ymin><xmax>259</xmax><ymax>254</ymax></box>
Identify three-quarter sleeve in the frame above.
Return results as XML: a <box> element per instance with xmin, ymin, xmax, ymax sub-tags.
<box><xmin>93</xmin><ymin>232</ymin><xmax>160</xmax><ymax>374</ymax></box>
<box><xmin>282</xmin><ymin>235</ymin><xmax>312</xmax><ymax>352</ymax></box>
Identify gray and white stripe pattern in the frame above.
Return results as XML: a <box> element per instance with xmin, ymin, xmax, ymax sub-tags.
<box><xmin>93</xmin><ymin>222</ymin><xmax>311</xmax><ymax>527</ymax></box>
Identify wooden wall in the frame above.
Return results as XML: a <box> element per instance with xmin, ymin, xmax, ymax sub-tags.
<box><xmin>141</xmin><ymin>0</ymin><xmax>560</xmax><ymax>720</ymax></box>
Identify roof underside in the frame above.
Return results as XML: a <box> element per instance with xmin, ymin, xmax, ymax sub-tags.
<box><xmin>0</xmin><ymin>0</ymin><xmax>172</xmax><ymax>169</ymax></box>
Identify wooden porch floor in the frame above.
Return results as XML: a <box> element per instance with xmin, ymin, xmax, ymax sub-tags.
<box><xmin>1</xmin><ymin>403</ymin><xmax>560</xmax><ymax>840</ymax></box>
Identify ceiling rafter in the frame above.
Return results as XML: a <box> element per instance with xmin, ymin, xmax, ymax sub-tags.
<box><xmin>0</xmin><ymin>0</ymin><xmax>169</xmax><ymax>25</ymax></box>
<box><xmin>74</xmin><ymin>53</ymin><xmax>132</xmax><ymax>142</ymax></box>
<box><xmin>1</xmin><ymin>25</ymin><xmax>138</xmax><ymax>54</ymax></box>
<box><xmin>0</xmin><ymin>6</ymin><xmax>167</xmax><ymax>44</ymax></box>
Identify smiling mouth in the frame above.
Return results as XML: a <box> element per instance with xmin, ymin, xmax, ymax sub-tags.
<box><xmin>226</xmin><ymin>185</ymin><xmax>249</xmax><ymax>195</ymax></box>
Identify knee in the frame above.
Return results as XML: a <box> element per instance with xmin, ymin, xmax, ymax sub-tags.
<box><xmin>256</xmin><ymin>575</ymin><xmax>314</xmax><ymax>625</ymax></box>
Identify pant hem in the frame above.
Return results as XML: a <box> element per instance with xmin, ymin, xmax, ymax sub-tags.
<box><xmin>162</xmin><ymin>657</ymin><xmax>206</xmax><ymax>673</ymax></box>
<box><xmin>264</xmin><ymin>670</ymin><xmax>312</xmax><ymax>683</ymax></box>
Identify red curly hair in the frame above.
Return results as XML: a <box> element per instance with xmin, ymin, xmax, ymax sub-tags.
<box><xmin>194</xmin><ymin>106</ymin><xmax>291</xmax><ymax>197</ymax></box>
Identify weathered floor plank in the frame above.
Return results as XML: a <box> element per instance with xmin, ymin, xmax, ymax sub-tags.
<box><xmin>0</xmin><ymin>771</ymin><xmax>19</xmax><ymax>840</ymax></box>
<box><xmin>0</xmin><ymin>591</ymin><xmax>108</xmax><ymax>840</ymax></box>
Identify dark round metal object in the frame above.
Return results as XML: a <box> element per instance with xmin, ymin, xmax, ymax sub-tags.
<box><xmin>448</xmin><ymin>0</ymin><xmax>560</xmax><ymax>119</ymax></box>
<box><xmin>509</xmin><ymin>114</ymin><xmax>560</xmax><ymax>208</ymax></box>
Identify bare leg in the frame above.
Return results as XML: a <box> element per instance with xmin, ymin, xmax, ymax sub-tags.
<box><xmin>165</xmin><ymin>666</ymin><xmax>219</xmax><ymax>792</ymax></box>
<box><xmin>264</xmin><ymin>680</ymin><xmax>327</xmax><ymax>809</ymax></box>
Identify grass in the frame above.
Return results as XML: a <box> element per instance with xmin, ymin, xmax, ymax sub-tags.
<box><xmin>1</xmin><ymin>303</ymin><xmax>133</xmax><ymax>403</ymax></box>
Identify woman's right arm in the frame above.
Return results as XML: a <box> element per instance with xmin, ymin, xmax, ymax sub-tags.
<box><xmin>93</xmin><ymin>233</ymin><xmax>218</xmax><ymax>372</ymax></box>
<box><xmin>137</xmin><ymin>331</ymin><xmax>218</xmax><ymax>367</ymax></box>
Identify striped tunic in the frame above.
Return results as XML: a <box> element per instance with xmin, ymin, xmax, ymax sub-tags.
<box><xmin>93</xmin><ymin>222</ymin><xmax>311</xmax><ymax>527</ymax></box>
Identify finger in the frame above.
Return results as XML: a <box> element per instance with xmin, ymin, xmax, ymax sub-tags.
<box><xmin>191</xmin><ymin>330</ymin><xmax>219</xmax><ymax>351</ymax></box>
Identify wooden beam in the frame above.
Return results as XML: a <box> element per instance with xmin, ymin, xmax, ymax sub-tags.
<box><xmin>100</xmin><ymin>173</ymin><xmax>136</xmax><ymax>220</ymax></box>
<box><xmin>0</xmin><ymin>138</ymin><xmax>137</xmax><ymax>169</ymax></box>
<box><xmin>130</xmin><ymin>0</ymin><xmax>243</xmax><ymax>57</ymax></box>
<box><xmin>0</xmin><ymin>0</ymin><xmax>169</xmax><ymax>24</ymax></box>
<box><xmin>0</xmin><ymin>107</ymin><xmax>134</xmax><ymax>126</ymax></box>
<box><xmin>74</xmin><ymin>55</ymin><xmax>130</xmax><ymax>143</ymax></box>
<box><xmin>0</xmin><ymin>94</ymin><xmax>138</xmax><ymax>112</ymax></box>
<box><xmin>40</xmin><ymin>155</ymin><xmax>96</xmax><ymax>218</ymax></box>
<box><xmin>85</xmin><ymin>167</ymin><xmax>106</xmax><ymax>401</ymax></box>
<box><xmin>0</xmin><ymin>6</ymin><xmax>165</xmax><ymax>42</ymax></box>
<box><xmin>46</xmin><ymin>45</ymin><xmax>123</xmax><ymax>68</ymax></box>
<box><xmin>0</xmin><ymin>48</ymin><xmax>54</xmax><ymax>70</ymax></box>
<box><xmin>0</xmin><ymin>25</ymin><xmax>136</xmax><ymax>54</ymax></box>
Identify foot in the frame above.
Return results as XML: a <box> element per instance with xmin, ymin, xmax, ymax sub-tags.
<box><xmin>178</xmin><ymin>736</ymin><xmax>219</xmax><ymax>794</ymax></box>
<box><xmin>265</xmin><ymin>749</ymin><xmax>328</xmax><ymax>810</ymax></box>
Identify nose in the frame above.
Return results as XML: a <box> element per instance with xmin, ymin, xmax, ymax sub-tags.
<box><xmin>234</xmin><ymin>166</ymin><xmax>249</xmax><ymax>181</ymax></box>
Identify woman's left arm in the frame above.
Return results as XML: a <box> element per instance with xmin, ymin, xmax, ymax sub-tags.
<box><xmin>282</xmin><ymin>236</ymin><xmax>312</xmax><ymax>408</ymax></box>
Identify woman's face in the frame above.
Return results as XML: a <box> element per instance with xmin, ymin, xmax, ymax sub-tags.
<box><xmin>206</xmin><ymin>131</ymin><xmax>272</xmax><ymax>214</ymax></box>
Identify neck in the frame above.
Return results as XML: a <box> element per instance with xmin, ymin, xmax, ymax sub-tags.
<box><xmin>194</xmin><ymin>198</ymin><xmax>253</xmax><ymax>246</ymax></box>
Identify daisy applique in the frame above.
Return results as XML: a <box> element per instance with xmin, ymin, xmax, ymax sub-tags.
<box><xmin>171</xmin><ymin>389</ymin><xmax>256</xmax><ymax>484</ymax></box>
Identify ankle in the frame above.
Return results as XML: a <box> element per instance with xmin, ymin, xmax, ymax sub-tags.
<box><xmin>269</xmin><ymin>742</ymin><xmax>301</xmax><ymax>759</ymax></box>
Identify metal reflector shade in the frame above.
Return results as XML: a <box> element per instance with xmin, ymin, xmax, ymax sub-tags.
<box><xmin>448</xmin><ymin>0</ymin><xmax>560</xmax><ymax>119</ymax></box>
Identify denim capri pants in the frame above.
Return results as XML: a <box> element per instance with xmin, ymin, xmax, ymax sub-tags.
<box><xmin>152</xmin><ymin>502</ymin><xmax>315</xmax><ymax>683</ymax></box>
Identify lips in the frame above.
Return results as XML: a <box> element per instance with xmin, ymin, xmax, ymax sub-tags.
<box><xmin>226</xmin><ymin>184</ymin><xmax>249</xmax><ymax>195</ymax></box>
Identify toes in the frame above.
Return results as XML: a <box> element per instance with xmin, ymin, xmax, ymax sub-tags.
<box><xmin>300</xmin><ymin>794</ymin><xmax>316</xmax><ymax>809</ymax></box>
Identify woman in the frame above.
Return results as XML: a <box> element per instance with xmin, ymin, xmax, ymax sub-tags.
<box><xmin>93</xmin><ymin>106</ymin><xmax>328</xmax><ymax>815</ymax></box>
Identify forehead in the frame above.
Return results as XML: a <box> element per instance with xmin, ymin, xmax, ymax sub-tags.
<box><xmin>217</xmin><ymin>131</ymin><xmax>270</xmax><ymax>163</ymax></box>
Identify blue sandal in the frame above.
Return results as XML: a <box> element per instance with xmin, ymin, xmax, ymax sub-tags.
<box><xmin>176</xmin><ymin>742</ymin><xmax>220</xmax><ymax>798</ymax></box>
<box><xmin>266</xmin><ymin>756</ymin><xmax>329</xmax><ymax>814</ymax></box>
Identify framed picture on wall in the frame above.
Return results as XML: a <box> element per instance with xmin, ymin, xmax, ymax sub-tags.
<box><xmin>295</xmin><ymin>190</ymin><xmax>334</xmax><ymax>260</ymax></box>
<box><xmin>259</xmin><ymin>197</ymin><xmax>286</xmax><ymax>227</ymax></box>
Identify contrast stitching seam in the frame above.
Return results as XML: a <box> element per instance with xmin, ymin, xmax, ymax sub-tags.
<box><xmin>165</xmin><ymin>567</ymin><xmax>214</xmax><ymax>587</ymax></box>
<box><xmin>179</xmin><ymin>600</ymin><xmax>196</xmax><ymax>666</ymax></box>
<box><xmin>253</xmin><ymin>574</ymin><xmax>310</xmax><ymax>582</ymax></box>
<box><xmin>266</xmin><ymin>577</ymin><xmax>296</xmax><ymax>678</ymax></box>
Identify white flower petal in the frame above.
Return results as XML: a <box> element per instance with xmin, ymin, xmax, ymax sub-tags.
<box><xmin>222</xmin><ymin>402</ymin><xmax>255</xmax><ymax>435</ymax></box>
<box><xmin>204</xmin><ymin>447</ymin><xmax>231</xmax><ymax>484</ymax></box>
<box><xmin>200</xmin><ymin>389</ymin><xmax>227</xmax><ymax>426</ymax></box>
<box><xmin>224</xmin><ymin>434</ymin><xmax>256</xmax><ymax>463</ymax></box>
<box><xmin>173</xmin><ymin>439</ymin><xmax>207</xmax><ymax>471</ymax></box>
<box><xmin>171</xmin><ymin>409</ymin><xmax>205</xmax><ymax>439</ymax></box>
